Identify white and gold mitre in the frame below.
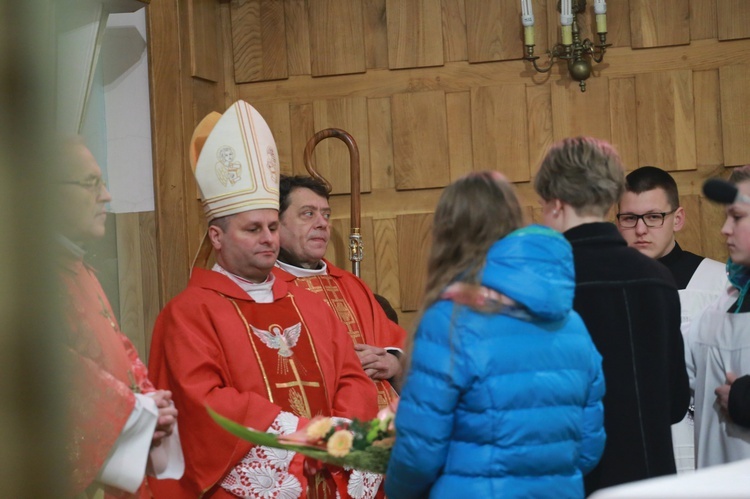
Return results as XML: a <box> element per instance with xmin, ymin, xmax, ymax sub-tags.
<box><xmin>190</xmin><ymin>100</ymin><xmax>279</xmax><ymax>221</ymax></box>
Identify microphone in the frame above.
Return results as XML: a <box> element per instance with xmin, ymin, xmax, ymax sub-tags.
<box><xmin>703</xmin><ymin>178</ymin><xmax>750</xmax><ymax>205</ymax></box>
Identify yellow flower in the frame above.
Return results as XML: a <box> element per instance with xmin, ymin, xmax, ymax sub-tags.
<box><xmin>306</xmin><ymin>417</ymin><xmax>333</xmax><ymax>440</ymax></box>
<box><xmin>327</xmin><ymin>430</ymin><xmax>354</xmax><ymax>457</ymax></box>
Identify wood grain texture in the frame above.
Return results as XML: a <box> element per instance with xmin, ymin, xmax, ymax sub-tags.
<box><xmin>397</xmin><ymin>213</ymin><xmax>433</xmax><ymax>311</ymax></box>
<box><xmin>116</xmin><ymin>213</ymin><xmax>146</xmax><ymax>358</ymax></box>
<box><xmin>391</xmin><ymin>90</ymin><xmax>450</xmax><ymax>190</ymax></box>
<box><xmin>630</xmin><ymin>0</ymin><xmax>690</xmax><ymax>48</ymax></box>
<box><xmin>471</xmin><ymin>84</ymin><xmax>529</xmax><ymax>181</ymax></box>
<box><xmin>719</xmin><ymin>64</ymin><xmax>750</xmax><ymax>167</ymax></box>
<box><xmin>446</xmin><ymin>91</ymin><xmax>473</xmax><ymax>181</ymax></box>
<box><xmin>386</xmin><ymin>0</ymin><xmax>444</xmax><ymax>69</ymax></box>
<box><xmin>441</xmin><ymin>0</ymin><xmax>468</xmax><ymax>62</ymax></box>
<box><xmin>289</xmin><ymin>102</ymin><xmax>315</xmax><ymax>176</ymax></box>
<box><xmin>231</xmin><ymin>0</ymin><xmax>288</xmax><ymax>83</ymax></box>
<box><xmin>609</xmin><ymin>77</ymin><xmax>639</xmax><ymax>171</ymax></box>
<box><xmin>693</xmin><ymin>69</ymin><xmax>723</xmax><ymax>168</ymax></box>
<box><xmin>236</xmin><ymin>39</ymin><xmax>750</xmax><ymax>104</ymax></box>
<box><xmin>690</xmin><ymin>0</ymin><xmax>718</xmax><ymax>41</ymax></box>
<box><xmin>188</xmin><ymin>0</ymin><xmax>220</xmax><ymax>82</ymax></box>
<box><xmin>718</xmin><ymin>0</ymin><xmax>750</xmax><ymax>41</ymax></box>
<box><xmin>551</xmin><ymin>76</ymin><xmax>611</xmax><ymax>143</ymax></box>
<box><xmin>700</xmin><ymin>193</ymin><xmax>730</xmax><ymax>263</ymax></box>
<box><xmin>676</xmin><ymin>194</ymin><xmax>703</xmax><ymax>255</ymax></box>
<box><xmin>526</xmin><ymin>83</ymin><xmax>552</xmax><ymax>178</ymax></box>
<box><xmin>285</xmin><ymin>0</ymin><xmax>312</xmax><ymax>75</ymax></box>
<box><xmin>635</xmin><ymin>70</ymin><xmax>696</xmax><ymax>171</ymax></box>
<box><xmin>308</xmin><ymin>0</ymin><xmax>366</xmax><ymax>76</ymax></box>
<box><xmin>148</xmin><ymin>0</ymin><xmax>191</xmax><ymax>305</ymax></box>
<box><xmin>311</xmin><ymin>96</ymin><xmax>371</xmax><ymax>194</ymax></box>
<box><xmin>367</xmin><ymin>97</ymin><xmax>396</xmax><ymax>190</ymax></box>
<box><xmin>373</xmin><ymin>217</ymin><xmax>401</xmax><ymax>308</ymax></box>
<box><xmin>363</xmin><ymin>0</ymin><xmax>389</xmax><ymax>69</ymax></box>
<box><xmin>465</xmin><ymin>0</ymin><xmax>522</xmax><ymax>62</ymax></box>
<box><xmin>607</xmin><ymin>0</ymin><xmax>632</xmax><ymax>48</ymax></box>
<box><xmin>138</xmin><ymin>212</ymin><xmax>160</xmax><ymax>361</ymax></box>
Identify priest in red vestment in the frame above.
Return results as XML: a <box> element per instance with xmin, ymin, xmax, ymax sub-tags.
<box><xmin>56</xmin><ymin>138</ymin><xmax>183</xmax><ymax>498</ymax></box>
<box><xmin>274</xmin><ymin>175</ymin><xmax>406</xmax><ymax>408</ymax></box>
<box><xmin>147</xmin><ymin>101</ymin><xmax>379</xmax><ymax>498</ymax></box>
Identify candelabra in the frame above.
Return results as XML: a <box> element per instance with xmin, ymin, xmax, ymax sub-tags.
<box><xmin>521</xmin><ymin>0</ymin><xmax>610</xmax><ymax>92</ymax></box>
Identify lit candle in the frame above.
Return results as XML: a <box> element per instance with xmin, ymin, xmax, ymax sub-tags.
<box><xmin>594</xmin><ymin>0</ymin><xmax>607</xmax><ymax>34</ymax></box>
<box><xmin>521</xmin><ymin>0</ymin><xmax>535</xmax><ymax>46</ymax></box>
<box><xmin>560</xmin><ymin>0</ymin><xmax>573</xmax><ymax>45</ymax></box>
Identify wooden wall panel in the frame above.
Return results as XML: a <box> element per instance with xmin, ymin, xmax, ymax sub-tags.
<box><xmin>551</xmin><ymin>77</ymin><xmax>611</xmax><ymax>143</ymax></box>
<box><xmin>446</xmin><ymin>91</ymin><xmax>473</xmax><ymax>181</ymax></box>
<box><xmin>311</xmin><ymin>97</ymin><xmax>371</xmax><ymax>194</ymax></box>
<box><xmin>630</xmin><ymin>0</ymin><xmax>690</xmax><ymax>48</ymax></box>
<box><xmin>635</xmin><ymin>70</ymin><xmax>696</xmax><ymax>171</ymax></box>
<box><xmin>397</xmin><ymin>213</ymin><xmax>433</xmax><ymax>311</ymax></box>
<box><xmin>609</xmin><ymin>77</ymin><xmax>639</xmax><ymax>170</ymax></box>
<box><xmin>368</xmin><ymin>97</ymin><xmax>396</xmax><ymax>190</ymax></box>
<box><xmin>386</xmin><ymin>0</ymin><xmax>444</xmax><ymax>69</ymax></box>
<box><xmin>188</xmin><ymin>0</ymin><xmax>220</xmax><ymax>81</ymax></box>
<box><xmin>676</xmin><ymin>194</ymin><xmax>703</xmax><ymax>255</ymax></box>
<box><xmin>607</xmin><ymin>0</ymin><xmax>632</xmax><ymax>48</ymax></box>
<box><xmin>693</xmin><ymin>69</ymin><xmax>723</xmax><ymax>168</ymax></box>
<box><xmin>285</xmin><ymin>0</ymin><xmax>312</xmax><ymax>75</ymax></box>
<box><xmin>253</xmin><ymin>101</ymin><xmax>293</xmax><ymax>179</ymax></box>
<box><xmin>231</xmin><ymin>0</ymin><xmax>288</xmax><ymax>83</ymax></box>
<box><xmin>441</xmin><ymin>0</ymin><xmax>468</xmax><ymax>62</ymax></box>
<box><xmin>700</xmin><ymin>195</ymin><xmax>730</xmax><ymax>263</ymax></box>
<box><xmin>363</xmin><ymin>0</ymin><xmax>389</xmax><ymax>69</ymax></box>
<box><xmin>526</xmin><ymin>84</ymin><xmax>552</xmax><ymax>177</ymax></box>
<box><xmin>471</xmin><ymin>84</ymin><xmax>529</xmax><ymax>181</ymax></box>
<box><xmin>719</xmin><ymin>64</ymin><xmax>750</xmax><ymax>167</ymax></box>
<box><xmin>718</xmin><ymin>0</ymin><xmax>750</xmax><ymax>41</ymax></box>
<box><xmin>391</xmin><ymin>91</ymin><xmax>450</xmax><ymax>190</ymax></box>
<box><xmin>373</xmin><ymin>217</ymin><xmax>401</xmax><ymax>308</ymax></box>
<box><xmin>690</xmin><ymin>0</ymin><xmax>718</xmax><ymax>41</ymax></box>
<box><xmin>309</xmin><ymin>0</ymin><xmax>366</xmax><ymax>76</ymax></box>
<box><xmin>465</xmin><ymin>0</ymin><xmax>522</xmax><ymax>63</ymax></box>
<box><xmin>289</xmin><ymin>102</ymin><xmax>315</xmax><ymax>176</ymax></box>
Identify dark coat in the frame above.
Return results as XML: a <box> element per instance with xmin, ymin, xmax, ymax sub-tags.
<box><xmin>564</xmin><ymin>223</ymin><xmax>690</xmax><ymax>496</ymax></box>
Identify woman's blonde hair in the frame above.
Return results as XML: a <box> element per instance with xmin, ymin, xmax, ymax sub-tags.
<box><xmin>534</xmin><ymin>136</ymin><xmax>625</xmax><ymax>217</ymax></box>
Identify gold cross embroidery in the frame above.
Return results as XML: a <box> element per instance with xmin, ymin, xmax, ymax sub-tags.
<box><xmin>275</xmin><ymin>358</ymin><xmax>318</xmax><ymax>418</ymax></box>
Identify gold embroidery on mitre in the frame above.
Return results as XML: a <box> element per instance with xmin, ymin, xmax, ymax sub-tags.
<box><xmin>215</xmin><ymin>145</ymin><xmax>242</xmax><ymax>186</ymax></box>
<box><xmin>266</xmin><ymin>146</ymin><xmax>278</xmax><ymax>183</ymax></box>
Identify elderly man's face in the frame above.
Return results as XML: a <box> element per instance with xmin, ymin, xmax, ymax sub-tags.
<box><xmin>279</xmin><ymin>187</ymin><xmax>331</xmax><ymax>268</ymax></box>
<box><xmin>57</xmin><ymin>144</ymin><xmax>112</xmax><ymax>244</ymax></box>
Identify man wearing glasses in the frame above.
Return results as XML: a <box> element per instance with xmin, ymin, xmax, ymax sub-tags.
<box><xmin>616</xmin><ymin>166</ymin><xmax>727</xmax><ymax>473</ymax></box>
<box><xmin>55</xmin><ymin>138</ymin><xmax>183</xmax><ymax>496</ymax></box>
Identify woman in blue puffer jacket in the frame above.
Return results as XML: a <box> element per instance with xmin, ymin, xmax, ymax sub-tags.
<box><xmin>385</xmin><ymin>171</ymin><xmax>606</xmax><ymax>499</ymax></box>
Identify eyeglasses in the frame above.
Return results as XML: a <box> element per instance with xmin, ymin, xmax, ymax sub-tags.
<box><xmin>616</xmin><ymin>209</ymin><xmax>677</xmax><ymax>228</ymax></box>
<box><xmin>58</xmin><ymin>177</ymin><xmax>107</xmax><ymax>192</ymax></box>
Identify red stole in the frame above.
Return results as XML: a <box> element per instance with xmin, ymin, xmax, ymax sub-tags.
<box><xmin>289</xmin><ymin>275</ymin><xmax>397</xmax><ymax>410</ymax></box>
<box><xmin>225</xmin><ymin>293</ymin><xmax>332</xmax><ymax>419</ymax></box>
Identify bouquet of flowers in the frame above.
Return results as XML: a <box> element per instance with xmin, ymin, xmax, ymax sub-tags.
<box><xmin>208</xmin><ymin>403</ymin><xmax>397</xmax><ymax>475</ymax></box>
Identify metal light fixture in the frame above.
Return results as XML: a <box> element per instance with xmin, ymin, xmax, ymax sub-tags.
<box><xmin>521</xmin><ymin>0</ymin><xmax>610</xmax><ymax>92</ymax></box>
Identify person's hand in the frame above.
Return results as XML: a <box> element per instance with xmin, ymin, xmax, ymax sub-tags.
<box><xmin>149</xmin><ymin>390</ymin><xmax>178</xmax><ymax>447</ymax></box>
<box><xmin>715</xmin><ymin>372</ymin><xmax>738</xmax><ymax>414</ymax></box>
<box><xmin>354</xmin><ymin>344</ymin><xmax>402</xmax><ymax>381</ymax></box>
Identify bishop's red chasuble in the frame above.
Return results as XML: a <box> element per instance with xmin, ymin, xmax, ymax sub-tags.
<box><xmin>148</xmin><ymin>269</ymin><xmax>378</xmax><ymax>498</ymax></box>
<box><xmin>273</xmin><ymin>261</ymin><xmax>406</xmax><ymax>409</ymax></box>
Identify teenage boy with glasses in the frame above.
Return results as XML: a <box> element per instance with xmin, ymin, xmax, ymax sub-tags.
<box><xmin>617</xmin><ymin>165</ymin><xmax>728</xmax><ymax>473</ymax></box>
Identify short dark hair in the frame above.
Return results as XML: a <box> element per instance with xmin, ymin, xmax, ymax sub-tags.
<box><xmin>625</xmin><ymin>166</ymin><xmax>680</xmax><ymax>210</ymax></box>
<box><xmin>729</xmin><ymin>165</ymin><xmax>750</xmax><ymax>185</ymax></box>
<box><xmin>279</xmin><ymin>175</ymin><xmax>330</xmax><ymax>216</ymax></box>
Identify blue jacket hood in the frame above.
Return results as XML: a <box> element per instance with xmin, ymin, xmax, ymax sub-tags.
<box><xmin>481</xmin><ymin>224</ymin><xmax>575</xmax><ymax>321</ymax></box>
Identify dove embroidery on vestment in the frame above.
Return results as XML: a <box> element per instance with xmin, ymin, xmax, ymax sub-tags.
<box><xmin>250</xmin><ymin>323</ymin><xmax>302</xmax><ymax>357</ymax></box>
